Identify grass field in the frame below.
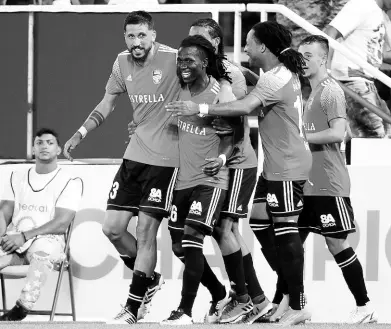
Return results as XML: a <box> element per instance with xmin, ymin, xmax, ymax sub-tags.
<box><xmin>0</xmin><ymin>322</ymin><xmax>388</xmax><ymax>329</ymax></box>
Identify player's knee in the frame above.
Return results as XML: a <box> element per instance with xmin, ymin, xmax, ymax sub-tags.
<box><xmin>171</xmin><ymin>242</ymin><xmax>184</xmax><ymax>259</ymax></box>
<box><xmin>183</xmin><ymin>225</ymin><xmax>205</xmax><ymax>241</ymax></box>
<box><xmin>325</xmin><ymin>236</ymin><xmax>349</xmax><ymax>256</ymax></box>
<box><xmin>213</xmin><ymin>224</ymin><xmax>230</xmax><ymax>243</ymax></box>
<box><xmin>102</xmin><ymin>224</ymin><xmax>123</xmax><ymax>242</ymax></box>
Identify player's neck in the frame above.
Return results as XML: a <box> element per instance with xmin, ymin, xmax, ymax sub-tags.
<box><xmin>188</xmin><ymin>75</ymin><xmax>210</xmax><ymax>97</ymax></box>
<box><xmin>261</xmin><ymin>56</ymin><xmax>281</xmax><ymax>73</ymax></box>
<box><xmin>308</xmin><ymin>69</ymin><xmax>328</xmax><ymax>90</ymax></box>
<box><xmin>35</xmin><ymin>161</ymin><xmax>58</xmax><ymax>174</ymax></box>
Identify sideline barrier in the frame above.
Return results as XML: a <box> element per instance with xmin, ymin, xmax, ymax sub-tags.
<box><xmin>0</xmin><ymin>161</ymin><xmax>390</xmax><ymax>323</ymax></box>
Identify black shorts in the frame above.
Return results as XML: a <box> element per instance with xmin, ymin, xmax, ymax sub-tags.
<box><xmin>106</xmin><ymin>159</ymin><xmax>178</xmax><ymax>216</ymax></box>
<box><xmin>253</xmin><ymin>175</ymin><xmax>305</xmax><ymax>217</ymax></box>
<box><xmin>298</xmin><ymin>196</ymin><xmax>356</xmax><ymax>238</ymax></box>
<box><xmin>220</xmin><ymin>167</ymin><xmax>258</xmax><ymax>219</ymax></box>
<box><xmin>168</xmin><ymin>185</ymin><xmax>227</xmax><ymax>236</ymax></box>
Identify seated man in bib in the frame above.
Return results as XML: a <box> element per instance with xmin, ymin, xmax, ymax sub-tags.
<box><xmin>0</xmin><ymin>128</ymin><xmax>83</xmax><ymax>321</ymax></box>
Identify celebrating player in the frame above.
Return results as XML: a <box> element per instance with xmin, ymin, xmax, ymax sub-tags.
<box><xmin>166</xmin><ymin>21</ymin><xmax>313</xmax><ymax>326</ymax></box>
<box><xmin>161</xmin><ymin>35</ymin><xmax>232</xmax><ymax>325</ymax></box>
<box><xmin>189</xmin><ymin>18</ymin><xmax>272</xmax><ymax>324</ymax></box>
<box><xmin>63</xmin><ymin>11</ymin><xmax>235</xmax><ymax>324</ymax></box>
<box><xmin>0</xmin><ymin>128</ymin><xmax>83</xmax><ymax>321</ymax></box>
<box><xmin>297</xmin><ymin>35</ymin><xmax>377</xmax><ymax>324</ymax></box>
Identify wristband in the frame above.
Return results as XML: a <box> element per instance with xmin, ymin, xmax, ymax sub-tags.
<box><xmin>199</xmin><ymin>103</ymin><xmax>209</xmax><ymax>115</ymax></box>
<box><xmin>77</xmin><ymin>126</ymin><xmax>88</xmax><ymax>139</ymax></box>
<box><xmin>218</xmin><ymin>154</ymin><xmax>227</xmax><ymax>166</ymax></box>
<box><xmin>21</xmin><ymin>232</ymin><xmax>27</xmax><ymax>243</ymax></box>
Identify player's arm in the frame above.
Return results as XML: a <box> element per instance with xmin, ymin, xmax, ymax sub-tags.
<box><xmin>167</xmin><ymin>93</ymin><xmax>262</xmax><ymax>117</ymax></box>
<box><xmin>306</xmin><ymin>118</ymin><xmax>346</xmax><ymax>144</ymax></box>
<box><xmin>306</xmin><ymin>84</ymin><xmax>347</xmax><ymax>144</ymax></box>
<box><xmin>203</xmin><ymin>133</ymin><xmax>234</xmax><ymax>177</ymax></box>
<box><xmin>63</xmin><ymin>57</ymin><xmax>126</xmax><ymax>161</ymax></box>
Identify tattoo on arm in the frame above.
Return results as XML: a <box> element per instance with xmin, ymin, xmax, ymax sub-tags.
<box><xmin>88</xmin><ymin>110</ymin><xmax>105</xmax><ymax>127</ymax></box>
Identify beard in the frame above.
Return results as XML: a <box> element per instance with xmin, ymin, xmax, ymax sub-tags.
<box><xmin>129</xmin><ymin>45</ymin><xmax>152</xmax><ymax>64</ymax></box>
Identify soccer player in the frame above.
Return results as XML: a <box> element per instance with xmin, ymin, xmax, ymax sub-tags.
<box><xmin>161</xmin><ymin>35</ymin><xmax>233</xmax><ymax>325</ymax></box>
<box><xmin>189</xmin><ymin>18</ymin><xmax>272</xmax><ymax>324</ymax></box>
<box><xmin>0</xmin><ymin>128</ymin><xmax>83</xmax><ymax>321</ymax></box>
<box><xmin>166</xmin><ymin>21</ymin><xmax>313</xmax><ymax>326</ymax></box>
<box><xmin>297</xmin><ymin>35</ymin><xmax>377</xmax><ymax>324</ymax></box>
<box><xmin>63</xmin><ymin>11</ymin><xmax>234</xmax><ymax>324</ymax></box>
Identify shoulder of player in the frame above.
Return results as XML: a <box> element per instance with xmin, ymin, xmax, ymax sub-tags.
<box><xmin>157</xmin><ymin>43</ymin><xmax>178</xmax><ymax>55</ymax></box>
<box><xmin>56</xmin><ymin>169</ymin><xmax>84</xmax><ymax>194</ymax></box>
<box><xmin>258</xmin><ymin>65</ymin><xmax>292</xmax><ymax>90</ymax></box>
<box><xmin>320</xmin><ymin>78</ymin><xmax>345</xmax><ymax>105</ymax></box>
<box><xmin>11</xmin><ymin>167</ymin><xmax>32</xmax><ymax>183</ymax></box>
<box><xmin>208</xmin><ymin>77</ymin><xmax>220</xmax><ymax>95</ymax></box>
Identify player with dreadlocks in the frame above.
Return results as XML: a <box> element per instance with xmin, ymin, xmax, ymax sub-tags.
<box><xmin>166</xmin><ymin>21</ymin><xmax>313</xmax><ymax>326</ymax></box>
<box><xmin>161</xmin><ymin>35</ymin><xmax>233</xmax><ymax>325</ymax></box>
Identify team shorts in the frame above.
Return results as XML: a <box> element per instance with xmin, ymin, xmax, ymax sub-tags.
<box><xmin>220</xmin><ymin>167</ymin><xmax>258</xmax><ymax>219</ymax></box>
<box><xmin>106</xmin><ymin>159</ymin><xmax>178</xmax><ymax>216</ymax></box>
<box><xmin>253</xmin><ymin>175</ymin><xmax>305</xmax><ymax>217</ymax></box>
<box><xmin>168</xmin><ymin>185</ymin><xmax>227</xmax><ymax>236</ymax></box>
<box><xmin>298</xmin><ymin>196</ymin><xmax>356</xmax><ymax>238</ymax></box>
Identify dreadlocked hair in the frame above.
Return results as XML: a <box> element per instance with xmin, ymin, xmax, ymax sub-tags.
<box><xmin>190</xmin><ymin>18</ymin><xmax>225</xmax><ymax>55</ymax></box>
<box><xmin>179</xmin><ymin>35</ymin><xmax>231</xmax><ymax>85</ymax></box>
<box><xmin>252</xmin><ymin>21</ymin><xmax>306</xmax><ymax>76</ymax></box>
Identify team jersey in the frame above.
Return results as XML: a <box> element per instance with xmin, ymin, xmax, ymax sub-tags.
<box><xmin>106</xmin><ymin>43</ymin><xmax>180</xmax><ymax>167</ymax></box>
<box><xmin>223</xmin><ymin>60</ymin><xmax>257</xmax><ymax>169</ymax></box>
<box><xmin>250</xmin><ymin>64</ymin><xmax>312</xmax><ymax>181</ymax></box>
<box><xmin>329</xmin><ymin>0</ymin><xmax>386</xmax><ymax>81</ymax></box>
<box><xmin>303</xmin><ymin>77</ymin><xmax>350</xmax><ymax>197</ymax></box>
<box><xmin>1</xmin><ymin>166</ymin><xmax>83</xmax><ymax>252</ymax></box>
<box><xmin>176</xmin><ymin>76</ymin><xmax>229</xmax><ymax>191</ymax></box>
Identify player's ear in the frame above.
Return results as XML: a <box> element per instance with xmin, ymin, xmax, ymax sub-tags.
<box><xmin>202</xmin><ymin>58</ymin><xmax>208</xmax><ymax>69</ymax></box>
<box><xmin>151</xmin><ymin>29</ymin><xmax>156</xmax><ymax>42</ymax></box>
<box><xmin>57</xmin><ymin>145</ymin><xmax>62</xmax><ymax>156</ymax></box>
<box><xmin>260</xmin><ymin>43</ymin><xmax>266</xmax><ymax>53</ymax></box>
<box><xmin>213</xmin><ymin>37</ymin><xmax>220</xmax><ymax>53</ymax></box>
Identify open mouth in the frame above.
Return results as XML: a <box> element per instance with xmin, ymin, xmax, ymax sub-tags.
<box><xmin>181</xmin><ymin>71</ymin><xmax>191</xmax><ymax>79</ymax></box>
<box><xmin>132</xmin><ymin>48</ymin><xmax>144</xmax><ymax>55</ymax></box>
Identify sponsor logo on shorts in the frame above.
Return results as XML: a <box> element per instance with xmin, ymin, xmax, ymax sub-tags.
<box><xmin>237</xmin><ymin>205</ymin><xmax>243</xmax><ymax>211</ymax></box>
<box><xmin>148</xmin><ymin>188</ymin><xmax>162</xmax><ymax>203</ymax></box>
<box><xmin>320</xmin><ymin>214</ymin><xmax>336</xmax><ymax>228</ymax></box>
<box><xmin>297</xmin><ymin>200</ymin><xmax>303</xmax><ymax>207</ymax></box>
<box><xmin>267</xmin><ymin>193</ymin><xmax>279</xmax><ymax>207</ymax></box>
<box><xmin>189</xmin><ymin>201</ymin><xmax>202</xmax><ymax>216</ymax></box>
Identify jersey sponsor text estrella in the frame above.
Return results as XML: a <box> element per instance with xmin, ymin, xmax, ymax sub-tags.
<box><xmin>128</xmin><ymin>94</ymin><xmax>164</xmax><ymax>103</ymax></box>
<box><xmin>178</xmin><ymin>118</ymin><xmax>206</xmax><ymax>136</ymax></box>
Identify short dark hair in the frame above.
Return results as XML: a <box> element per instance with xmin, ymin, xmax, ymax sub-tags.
<box><xmin>123</xmin><ymin>11</ymin><xmax>154</xmax><ymax>31</ymax></box>
<box><xmin>252</xmin><ymin>21</ymin><xmax>305</xmax><ymax>75</ymax></box>
<box><xmin>35</xmin><ymin>128</ymin><xmax>60</xmax><ymax>146</ymax></box>
<box><xmin>178</xmin><ymin>35</ymin><xmax>231</xmax><ymax>88</ymax></box>
<box><xmin>299</xmin><ymin>35</ymin><xmax>329</xmax><ymax>55</ymax></box>
<box><xmin>190</xmin><ymin>18</ymin><xmax>224</xmax><ymax>55</ymax></box>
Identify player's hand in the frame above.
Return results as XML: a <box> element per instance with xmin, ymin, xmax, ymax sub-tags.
<box><xmin>166</xmin><ymin>100</ymin><xmax>199</xmax><ymax>117</ymax></box>
<box><xmin>128</xmin><ymin>121</ymin><xmax>137</xmax><ymax>139</ymax></box>
<box><xmin>63</xmin><ymin>133</ymin><xmax>82</xmax><ymax>162</ymax></box>
<box><xmin>212</xmin><ymin>118</ymin><xmax>234</xmax><ymax>135</ymax></box>
<box><xmin>213</xmin><ymin>84</ymin><xmax>236</xmax><ymax>104</ymax></box>
<box><xmin>1</xmin><ymin>234</ymin><xmax>24</xmax><ymax>253</ymax></box>
<box><xmin>203</xmin><ymin>157</ymin><xmax>224</xmax><ymax>176</ymax></box>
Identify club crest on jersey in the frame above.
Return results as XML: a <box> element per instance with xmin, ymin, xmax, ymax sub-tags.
<box><xmin>152</xmin><ymin>69</ymin><xmax>162</xmax><ymax>84</ymax></box>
